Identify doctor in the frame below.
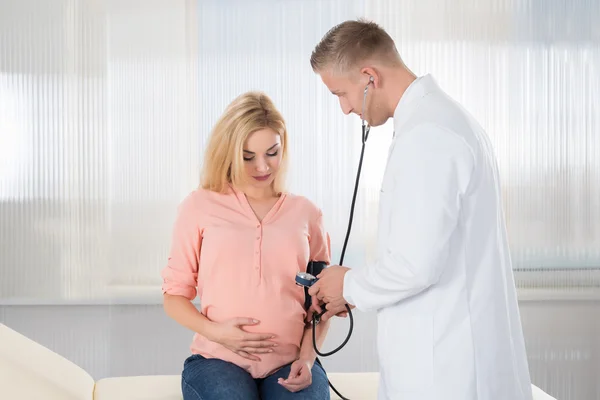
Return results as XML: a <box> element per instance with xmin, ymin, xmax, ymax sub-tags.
<box><xmin>307</xmin><ymin>19</ymin><xmax>533</xmax><ymax>400</ymax></box>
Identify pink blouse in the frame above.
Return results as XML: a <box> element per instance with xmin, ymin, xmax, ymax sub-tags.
<box><xmin>160</xmin><ymin>185</ymin><xmax>331</xmax><ymax>378</ymax></box>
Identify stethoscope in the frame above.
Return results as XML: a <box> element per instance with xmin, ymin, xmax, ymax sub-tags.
<box><xmin>338</xmin><ymin>74</ymin><xmax>373</xmax><ymax>268</ymax></box>
<box><xmin>310</xmin><ymin>76</ymin><xmax>374</xmax><ymax>400</ymax></box>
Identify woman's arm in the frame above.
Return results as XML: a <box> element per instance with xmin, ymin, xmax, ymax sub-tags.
<box><xmin>298</xmin><ymin>319</ymin><xmax>331</xmax><ymax>366</ymax></box>
<box><xmin>299</xmin><ymin>205</ymin><xmax>333</xmax><ymax>365</ymax></box>
<box><xmin>277</xmin><ymin>319</ymin><xmax>331</xmax><ymax>392</ymax></box>
<box><xmin>163</xmin><ymin>294</ymin><xmax>217</xmax><ymax>338</ymax></box>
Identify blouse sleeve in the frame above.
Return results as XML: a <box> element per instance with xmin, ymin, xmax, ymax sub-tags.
<box><xmin>309</xmin><ymin>208</ymin><xmax>332</xmax><ymax>265</ymax></box>
<box><xmin>160</xmin><ymin>192</ymin><xmax>203</xmax><ymax>300</ymax></box>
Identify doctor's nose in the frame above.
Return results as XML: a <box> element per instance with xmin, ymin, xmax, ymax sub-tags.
<box><xmin>339</xmin><ymin>97</ymin><xmax>352</xmax><ymax>115</ymax></box>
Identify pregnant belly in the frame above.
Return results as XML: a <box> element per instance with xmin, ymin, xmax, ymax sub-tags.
<box><xmin>206</xmin><ymin>303</ymin><xmax>306</xmax><ymax>350</ymax></box>
<box><xmin>196</xmin><ymin>299</ymin><xmax>307</xmax><ymax>378</ymax></box>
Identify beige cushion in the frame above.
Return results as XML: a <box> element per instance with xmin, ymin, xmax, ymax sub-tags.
<box><xmin>94</xmin><ymin>375</ymin><xmax>182</xmax><ymax>400</ymax></box>
<box><xmin>328</xmin><ymin>372</ymin><xmax>379</xmax><ymax>399</ymax></box>
<box><xmin>93</xmin><ymin>372</ymin><xmax>380</xmax><ymax>400</ymax></box>
<box><xmin>0</xmin><ymin>323</ymin><xmax>95</xmax><ymax>400</ymax></box>
<box><xmin>94</xmin><ymin>373</ymin><xmax>554</xmax><ymax>400</ymax></box>
<box><xmin>0</xmin><ymin>323</ymin><xmax>556</xmax><ymax>400</ymax></box>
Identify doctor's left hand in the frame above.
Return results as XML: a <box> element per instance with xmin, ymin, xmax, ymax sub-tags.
<box><xmin>308</xmin><ymin>265</ymin><xmax>351</xmax><ymax>321</ymax></box>
<box><xmin>278</xmin><ymin>358</ymin><xmax>312</xmax><ymax>392</ymax></box>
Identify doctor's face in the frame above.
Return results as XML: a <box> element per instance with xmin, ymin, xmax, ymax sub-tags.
<box><xmin>319</xmin><ymin>69</ymin><xmax>388</xmax><ymax>127</ymax></box>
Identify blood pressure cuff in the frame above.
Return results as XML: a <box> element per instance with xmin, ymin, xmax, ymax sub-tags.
<box><xmin>304</xmin><ymin>261</ymin><xmax>327</xmax><ymax>311</ymax></box>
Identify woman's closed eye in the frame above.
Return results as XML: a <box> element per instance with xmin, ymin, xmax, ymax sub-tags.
<box><xmin>243</xmin><ymin>151</ymin><xmax>278</xmax><ymax>162</ymax></box>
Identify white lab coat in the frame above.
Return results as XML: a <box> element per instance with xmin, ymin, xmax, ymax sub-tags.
<box><xmin>343</xmin><ymin>74</ymin><xmax>533</xmax><ymax>400</ymax></box>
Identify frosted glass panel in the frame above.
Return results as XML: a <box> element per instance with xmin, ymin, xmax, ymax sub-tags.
<box><xmin>0</xmin><ymin>0</ymin><xmax>112</xmax><ymax>301</ymax></box>
<box><xmin>0</xmin><ymin>0</ymin><xmax>367</xmax><ymax>302</ymax></box>
<box><xmin>0</xmin><ymin>0</ymin><xmax>202</xmax><ymax>301</ymax></box>
<box><xmin>1</xmin><ymin>0</ymin><xmax>598</xmax><ymax>303</ymax></box>
<box><xmin>365</xmin><ymin>0</ymin><xmax>600</xmax><ymax>272</ymax></box>
<box><xmin>194</xmin><ymin>0</ymin><xmax>369</xmax><ymax>268</ymax></box>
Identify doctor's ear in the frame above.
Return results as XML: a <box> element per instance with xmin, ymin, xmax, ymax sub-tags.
<box><xmin>360</xmin><ymin>68</ymin><xmax>379</xmax><ymax>87</ymax></box>
<box><xmin>366</xmin><ymin>74</ymin><xmax>379</xmax><ymax>89</ymax></box>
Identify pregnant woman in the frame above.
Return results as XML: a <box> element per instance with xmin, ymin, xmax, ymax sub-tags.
<box><xmin>161</xmin><ymin>91</ymin><xmax>332</xmax><ymax>400</ymax></box>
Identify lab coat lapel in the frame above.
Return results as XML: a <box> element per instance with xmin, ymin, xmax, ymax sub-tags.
<box><xmin>381</xmin><ymin>75</ymin><xmax>442</xmax><ymax>190</ymax></box>
<box><xmin>393</xmin><ymin>74</ymin><xmax>442</xmax><ymax>134</ymax></box>
<box><xmin>382</xmin><ymin>75</ymin><xmax>442</xmax><ymax>177</ymax></box>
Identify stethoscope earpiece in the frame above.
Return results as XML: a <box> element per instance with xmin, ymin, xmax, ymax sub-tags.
<box><xmin>361</xmin><ymin>77</ymin><xmax>372</xmax><ymax>139</ymax></box>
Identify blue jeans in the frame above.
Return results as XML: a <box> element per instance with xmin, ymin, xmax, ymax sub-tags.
<box><xmin>181</xmin><ymin>354</ymin><xmax>331</xmax><ymax>400</ymax></box>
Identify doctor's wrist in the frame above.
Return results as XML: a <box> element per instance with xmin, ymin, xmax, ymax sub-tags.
<box><xmin>342</xmin><ymin>268</ymin><xmax>356</xmax><ymax>306</ymax></box>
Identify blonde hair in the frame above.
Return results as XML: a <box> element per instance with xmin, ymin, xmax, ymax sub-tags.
<box><xmin>310</xmin><ymin>18</ymin><xmax>402</xmax><ymax>75</ymax></box>
<box><xmin>200</xmin><ymin>91</ymin><xmax>288</xmax><ymax>194</ymax></box>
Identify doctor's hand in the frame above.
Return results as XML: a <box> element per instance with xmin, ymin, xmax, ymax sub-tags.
<box><xmin>278</xmin><ymin>358</ymin><xmax>313</xmax><ymax>392</ymax></box>
<box><xmin>207</xmin><ymin>317</ymin><xmax>278</xmax><ymax>362</ymax></box>
<box><xmin>333</xmin><ymin>304</ymin><xmax>356</xmax><ymax>318</ymax></box>
<box><xmin>308</xmin><ymin>265</ymin><xmax>351</xmax><ymax>321</ymax></box>
<box><xmin>305</xmin><ymin>302</ymin><xmax>350</xmax><ymax>322</ymax></box>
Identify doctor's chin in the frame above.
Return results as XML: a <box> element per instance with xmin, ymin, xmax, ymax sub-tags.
<box><xmin>0</xmin><ymin>2</ymin><xmax>597</xmax><ymax>400</ymax></box>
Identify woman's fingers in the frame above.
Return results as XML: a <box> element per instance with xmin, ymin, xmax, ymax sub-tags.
<box><xmin>243</xmin><ymin>340</ymin><xmax>277</xmax><ymax>348</ymax></box>
<box><xmin>242</xmin><ymin>347</ymin><xmax>273</xmax><ymax>354</ymax></box>
<box><xmin>244</xmin><ymin>332</ymin><xmax>276</xmax><ymax>341</ymax></box>
<box><xmin>237</xmin><ymin>350</ymin><xmax>261</xmax><ymax>361</ymax></box>
<box><xmin>242</xmin><ymin>340</ymin><xmax>278</xmax><ymax>354</ymax></box>
<box><xmin>279</xmin><ymin>382</ymin><xmax>303</xmax><ymax>392</ymax></box>
<box><xmin>278</xmin><ymin>377</ymin><xmax>310</xmax><ymax>392</ymax></box>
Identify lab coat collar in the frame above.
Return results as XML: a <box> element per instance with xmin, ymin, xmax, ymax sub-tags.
<box><xmin>393</xmin><ymin>74</ymin><xmax>441</xmax><ymax>135</ymax></box>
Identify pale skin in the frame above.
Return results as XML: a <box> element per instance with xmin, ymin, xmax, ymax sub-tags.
<box><xmin>164</xmin><ymin>127</ymin><xmax>330</xmax><ymax>393</ymax></box>
<box><xmin>307</xmin><ymin>58</ymin><xmax>418</xmax><ymax>320</ymax></box>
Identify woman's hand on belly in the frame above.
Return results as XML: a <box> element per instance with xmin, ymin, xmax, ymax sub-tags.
<box><xmin>205</xmin><ymin>317</ymin><xmax>279</xmax><ymax>361</ymax></box>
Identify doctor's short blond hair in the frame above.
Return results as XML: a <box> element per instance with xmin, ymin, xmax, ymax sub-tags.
<box><xmin>200</xmin><ymin>91</ymin><xmax>288</xmax><ymax>194</ymax></box>
<box><xmin>310</xmin><ymin>18</ymin><xmax>403</xmax><ymax>75</ymax></box>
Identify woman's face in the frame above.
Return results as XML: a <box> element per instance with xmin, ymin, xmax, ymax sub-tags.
<box><xmin>242</xmin><ymin>127</ymin><xmax>283</xmax><ymax>190</ymax></box>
